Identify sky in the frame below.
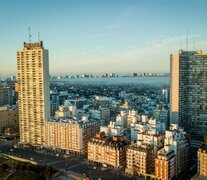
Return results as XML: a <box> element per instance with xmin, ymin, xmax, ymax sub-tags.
<box><xmin>1</xmin><ymin>0</ymin><xmax>207</xmax><ymax>76</ymax></box>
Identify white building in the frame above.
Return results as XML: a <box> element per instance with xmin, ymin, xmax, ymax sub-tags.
<box><xmin>100</xmin><ymin>121</ymin><xmax>124</xmax><ymax>137</ymax></box>
<box><xmin>116</xmin><ymin>111</ymin><xmax>127</xmax><ymax>127</ymax></box>
<box><xmin>163</xmin><ymin>124</ymin><xmax>189</xmax><ymax>176</ymax></box>
<box><xmin>55</xmin><ymin>104</ymin><xmax>77</xmax><ymax>119</ymax></box>
<box><xmin>130</xmin><ymin>115</ymin><xmax>165</xmax><ymax>142</ymax></box>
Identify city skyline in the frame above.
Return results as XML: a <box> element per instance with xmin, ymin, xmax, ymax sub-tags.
<box><xmin>1</xmin><ymin>0</ymin><xmax>207</xmax><ymax>76</ymax></box>
<box><xmin>0</xmin><ymin>1</ymin><xmax>207</xmax><ymax>179</ymax></box>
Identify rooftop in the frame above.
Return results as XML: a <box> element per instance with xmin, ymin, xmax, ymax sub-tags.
<box><xmin>48</xmin><ymin>117</ymin><xmax>98</xmax><ymax>124</ymax></box>
<box><xmin>89</xmin><ymin>135</ymin><xmax>128</xmax><ymax>150</ymax></box>
<box><xmin>23</xmin><ymin>41</ymin><xmax>43</xmax><ymax>50</ymax></box>
<box><xmin>199</xmin><ymin>144</ymin><xmax>207</xmax><ymax>153</ymax></box>
<box><xmin>157</xmin><ymin>146</ymin><xmax>175</xmax><ymax>157</ymax></box>
<box><xmin>128</xmin><ymin>143</ymin><xmax>153</xmax><ymax>152</ymax></box>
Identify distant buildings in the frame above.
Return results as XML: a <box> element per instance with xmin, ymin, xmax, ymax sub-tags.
<box><xmin>50</xmin><ymin>91</ymin><xmax>60</xmax><ymax>117</ymax></box>
<box><xmin>162</xmin><ymin>88</ymin><xmax>169</xmax><ymax>104</ymax></box>
<box><xmin>0</xmin><ymin>106</ymin><xmax>18</xmax><ymax>130</ymax></box>
<box><xmin>170</xmin><ymin>50</ymin><xmax>207</xmax><ymax>135</ymax></box>
<box><xmin>153</xmin><ymin>109</ymin><xmax>169</xmax><ymax>129</ymax></box>
<box><xmin>0</xmin><ymin>86</ymin><xmax>15</xmax><ymax>106</ymax></box>
<box><xmin>89</xmin><ymin>107</ymin><xmax>110</xmax><ymax>122</ymax></box>
<box><xmin>17</xmin><ymin>41</ymin><xmax>50</xmax><ymax>145</ymax></box>
<box><xmin>54</xmin><ymin>104</ymin><xmax>76</xmax><ymax>119</ymax></box>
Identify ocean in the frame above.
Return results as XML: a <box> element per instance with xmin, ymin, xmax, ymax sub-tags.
<box><xmin>51</xmin><ymin>76</ymin><xmax>170</xmax><ymax>86</ymax></box>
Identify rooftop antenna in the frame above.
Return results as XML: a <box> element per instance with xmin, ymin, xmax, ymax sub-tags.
<box><xmin>28</xmin><ymin>26</ymin><xmax>31</xmax><ymax>43</ymax></box>
<box><xmin>181</xmin><ymin>39</ymin><xmax>183</xmax><ymax>50</ymax></box>
<box><xmin>186</xmin><ymin>27</ymin><xmax>188</xmax><ymax>51</ymax></box>
<box><xmin>38</xmin><ymin>32</ymin><xmax>40</xmax><ymax>41</ymax></box>
<box><xmin>193</xmin><ymin>28</ymin><xmax>195</xmax><ymax>50</ymax></box>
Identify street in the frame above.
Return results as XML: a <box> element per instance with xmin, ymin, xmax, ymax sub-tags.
<box><xmin>0</xmin><ymin>139</ymin><xmax>134</xmax><ymax>180</ymax></box>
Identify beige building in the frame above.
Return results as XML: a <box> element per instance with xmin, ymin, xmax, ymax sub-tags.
<box><xmin>198</xmin><ymin>144</ymin><xmax>207</xmax><ymax>177</ymax></box>
<box><xmin>88</xmin><ymin>133</ymin><xmax>127</xmax><ymax>168</ymax></box>
<box><xmin>0</xmin><ymin>106</ymin><xmax>18</xmax><ymax>129</ymax></box>
<box><xmin>155</xmin><ymin>146</ymin><xmax>176</xmax><ymax>180</ymax></box>
<box><xmin>46</xmin><ymin>118</ymin><xmax>100</xmax><ymax>154</ymax></box>
<box><xmin>17</xmin><ymin>41</ymin><xmax>50</xmax><ymax>145</ymax></box>
<box><xmin>125</xmin><ymin>142</ymin><xmax>154</xmax><ymax>176</ymax></box>
<box><xmin>170</xmin><ymin>53</ymin><xmax>179</xmax><ymax>124</ymax></box>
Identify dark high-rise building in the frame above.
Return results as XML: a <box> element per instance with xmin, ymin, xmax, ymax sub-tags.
<box><xmin>170</xmin><ymin>50</ymin><xmax>207</xmax><ymax>135</ymax></box>
<box><xmin>0</xmin><ymin>86</ymin><xmax>14</xmax><ymax>106</ymax></box>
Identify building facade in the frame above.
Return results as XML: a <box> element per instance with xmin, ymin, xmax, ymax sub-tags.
<box><xmin>88</xmin><ymin>134</ymin><xmax>127</xmax><ymax>168</ymax></box>
<box><xmin>155</xmin><ymin>146</ymin><xmax>176</xmax><ymax>180</ymax></box>
<box><xmin>46</xmin><ymin>118</ymin><xmax>100</xmax><ymax>154</ymax></box>
<box><xmin>17</xmin><ymin>41</ymin><xmax>50</xmax><ymax>145</ymax></box>
<box><xmin>198</xmin><ymin>144</ymin><xmax>207</xmax><ymax>176</ymax></box>
<box><xmin>125</xmin><ymin>142</ymin><xmax>154</xmax><ymax>176</ymax></box>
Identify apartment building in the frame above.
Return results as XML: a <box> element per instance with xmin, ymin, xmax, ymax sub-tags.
<box><xmin>170</xmin><ymin>50</ymin><xmax>207</xmax><ymax>135</ymax></box>
<box><xmin>164</xmin><ymin>124</ymin><xmax>190</xmax><ymax>176</ymax></box>
<box><xmin>46</xmin><ymin>117</ymin><xmax>100</xmax><ymax>154</ymax></box>
<box><xmin>17</xmin><ymin>41</ymin><xmax>50</xmax><ymax>145</ymax></box>
<box><xmin>100</xmin><ymin>121</ymin><xmax>124</xmax><ymax>137</ymax></box>
<box><xmin>155</xmin><ymin>145</ymin><xmax>176</xmax><ymax>180</ymax></box>
<box><xmin>125</xmin><ymin>142</ymin><xmax>154</xmax><ymax>176</ymax></box>
<box><xmin>198</xmin><ymin>144</ymin><xmax>207</xmax><ymax>176</ymax></box>
<box><xmin>88</xmin><ymin>133</ymin><xmax>128</xmax><ymax>168</ymax></box>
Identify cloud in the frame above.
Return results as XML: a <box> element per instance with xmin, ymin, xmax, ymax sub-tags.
<box><xmin>50</xmin><ymin>33</ymin><xmax>207</xmax><ymax>74</ymax></box>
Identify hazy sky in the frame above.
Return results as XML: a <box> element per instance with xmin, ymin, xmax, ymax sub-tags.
<box><xmin>1</xmin><ymin>0</ymin><xmax>207</xmax><ymax>76</ymax></box>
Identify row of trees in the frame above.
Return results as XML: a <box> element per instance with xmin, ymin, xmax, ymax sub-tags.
<box><xmin>0</xmin><ymin>158</ymin><xmax>57</xmax><ymax>178</ymax></box>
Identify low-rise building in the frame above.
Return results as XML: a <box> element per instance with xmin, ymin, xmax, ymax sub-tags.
<box><xmin>164</xmin><ymin>124</ymin><xmax>190</xmax><ymax>176</ymax></box>
<box><xmin>50</xmin><ymin>91</ymin><xmax>60</xmax><ymax>117</ymax></box>
<box><xmin>127</xmin><ymin>110</ymin><xmax>139</xmax><ymax>125</ymax></box>
<box><xmin>99</xmin><ymin>107</ymin><xmax>110</xmax><ymax>122</ymax></box>
<box><xmin>198</xmin><ymin>144</ymin><xmax>207</xmax><ymax>177</ymax></box>
<box><xmin>116</xmin><ymin>111</ymin><xmax>127</xmax><ymax>128</ymax></box>
<box><xmin>88</xmin><ymin>133</ymin><xmax>128</xmax><ymax>168</ymax></box>
<box><xmin>155</xmin><ymin>145</ymin><xmax>176</xmax><ymax>180</ymax></box>
<box><xmin>125</xmin><ymin>142</ymin><xmax>154</xmax><ymax>176</ymax></box>
<box><xmin>46</xmin><ymin>117</ymin><xmax>100</xmax><ymax>154</ymax></box>
<box><xmin>0</xmin><ymin>106</ymin><xmax>18</xmax><ymax>130</ymax></box>
<box><xmin>100</xmin><ymin>121</ymin><xmax>124</xmax><ymax>137</ymax></box>
<box><xmin>55</xmin><ymin>105</ymin><xmax>77</xmax><ymax>118</ymax></box>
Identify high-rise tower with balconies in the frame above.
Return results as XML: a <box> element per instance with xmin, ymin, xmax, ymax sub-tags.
<box><xmin>17</xmin><ymin>41</ymin><xmax>50</xmax><ymax>145</ymax></box>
